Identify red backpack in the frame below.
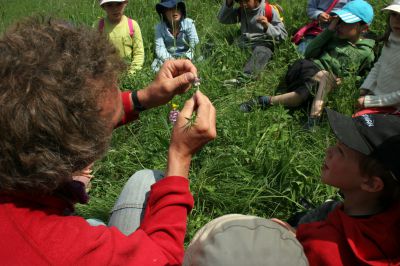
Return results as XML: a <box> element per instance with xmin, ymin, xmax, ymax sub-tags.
<box><xmin>239</xmin><ymin>1</ymin><xmax>283</xmax><ymax>22</ymax></box>
<box><xmin>264</xmin><ymin>1</ymin><xmax>273</xmax><ymax>22</ymax></box>
<box><xmin>98</xmin><ymin>18</ymin><xmax>135</xmax><ymax>37</ymax></box>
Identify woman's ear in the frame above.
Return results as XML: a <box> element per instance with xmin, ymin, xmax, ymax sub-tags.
<box><xmin>361</xmin><ymin>176</ymin><xmax>384</xmax><ymax>193</ymax></box>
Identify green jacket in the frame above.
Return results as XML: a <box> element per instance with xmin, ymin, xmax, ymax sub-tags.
<box><xmin>304</xmin><ymin>29</ymin><xmax>375</xmax><ymax>77</ymax></box>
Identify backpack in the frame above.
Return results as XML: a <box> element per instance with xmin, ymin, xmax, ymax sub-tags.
<box><xmin>98</xmin><ymin>18</ymin><xmax>135</xmax><ymax>38</ymax></box>
<box><xmin>265</xmin><ymin>2</ymin><xmax>284</xmax><ymax>22</ymax></box>
<box><xmin>239</xmin><ymin>1</ymin><xmax>284</xmax><ymax>22</ymax></box>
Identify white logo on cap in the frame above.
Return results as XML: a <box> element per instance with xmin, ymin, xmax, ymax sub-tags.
<box><xmin>361</xmin><ymin>114</ymin><xmax>374</xmax><ymax>127</ymax></box>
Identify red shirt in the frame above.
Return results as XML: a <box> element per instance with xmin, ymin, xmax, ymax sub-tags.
<box><xmin>297</xmin><ymin>203</ymin><xmax>400</xmax><ymax>266</ymax></box>
<box><xmin>0</xmin><ymin>176</ymin><xmax>194</xmax><ymax>265</ymax></box>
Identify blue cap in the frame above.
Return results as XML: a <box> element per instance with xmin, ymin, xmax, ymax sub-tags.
<box><xmin>332</xmin><ymin>0</ymin><xmax>374</xmax><ymax>25</ymax></box>
<box><xmin>156</xmin><ymin>0</ymin><xmax>186</xmax><ymax>18</ymax></box>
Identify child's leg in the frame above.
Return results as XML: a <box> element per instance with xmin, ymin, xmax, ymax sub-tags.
<box><xmin>270</xmin><ymin>90</ymin><xmax>308</xmax><ymax>107</ymax></box>
<box><xmin>309</xmin><ymin>70</ymin><xmax>337</xmax><ymax>118</ymax></box>
<box><xmin>271</xmin><ymin>59</ymin><xmax>320</xmax><ymax>107</ymax></box>
<box><xmin>296</xmin><ymin>36</ymin><xmax>315</xmax><ymax>55</ymax></box>
<box><xmin>108</xmin><ymin>169</ymin><xmax>164</xmax><ymax>235</ymax></box>
<box><xmin>243</xmin><ymin>46</ymin><xmax>273</xmax><ymax>76</ymax></box>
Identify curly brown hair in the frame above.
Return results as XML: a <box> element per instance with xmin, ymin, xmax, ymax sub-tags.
<box><xmin>0</xmin><ymin>16</ymin><xmax>126</xmax><ymax>195</ymax></box>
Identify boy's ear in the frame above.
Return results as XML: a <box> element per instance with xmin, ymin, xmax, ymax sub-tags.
<box><xmin>360</xmin><ymin>24</ymin><xmax>369</xmax><ymax>33</ymax></box>
<box><xmin>360</xmin><ymin>176</ymin><xmax>384</xmax><ymax>193</ymax></box>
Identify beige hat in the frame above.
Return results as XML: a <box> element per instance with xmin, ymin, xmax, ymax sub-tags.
<box><xmin>383</xmin><ymin>0</ymin><xmax>400</xmax><ymax>13</ymax></box>
<box><xmin>183</xmin><ymin>214</ymin><xmax>309</xmax><ymax>266</ymax></box>
<box><xmin>99</xmin><ymin>0</ymin><xmax>126</xmax><ymax>6</ymax></box>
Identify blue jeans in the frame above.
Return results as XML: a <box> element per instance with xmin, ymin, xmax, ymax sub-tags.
<box><xmin>87</xmin><ymin>169</ymin><xmax>164</xmax><ymax>235</ymax></box>
<box><xmin>297</xmin><ymin>36</ymin><xmax>316</xmax><ymax>55</ymax></box>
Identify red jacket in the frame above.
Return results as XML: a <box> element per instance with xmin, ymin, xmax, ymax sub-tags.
<box><xmin>297</xmin><ymin>203</ymin><xmax>400</xmax><ymax>266</ymax></box>
<box><xmin>0</xmin><ymin>176</ymin><xmax>194</xmax><ymax>265</ymax></box>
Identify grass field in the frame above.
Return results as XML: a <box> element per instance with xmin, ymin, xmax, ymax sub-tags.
<box><xmin>0</xmin><ymin>0</ymin><xmax>390</xmax><ymax>242</ymax></box>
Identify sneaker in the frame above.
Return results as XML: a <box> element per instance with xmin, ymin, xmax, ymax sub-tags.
<box><xmin>304</xmin><ymin>116</ymin><xmax>320</xmax><ymax>131</ymax></box>
<box><xmin>223</xmin><ymin>78</ymin><xmax>241</xmax><ymax>86</ymax></box>
<box><xmin>223</xmin><ymin>73</ymin><xmax>254</xmax><ymax>87</ymax></box>
<box><xmin>239</xmin><ymin>96</ymin><xmax>271</xmax><ymax>112</ymax></box>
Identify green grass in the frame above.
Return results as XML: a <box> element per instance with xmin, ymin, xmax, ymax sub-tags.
<box><xmin>0</xmin><ymin>0</ymin><xmax>391</xmax><ymax>242</ymax></box>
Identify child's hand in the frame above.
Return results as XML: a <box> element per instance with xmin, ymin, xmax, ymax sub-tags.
<box><xmin>318</xmin><ymin>12</ymin><xmax>331</xmax><ymax>23</ymax></box>
<box><xmin>356</xmin><ymin>96</ymin><xmax>365</xmax><ymax>110</ymax></box>
<box><xmin>270</xmin><ymin>218</ymin><xmax>296</xmax><ymax>236</ymax></box>
<box><xmin>256</xmin><ymin>16</ymin><xmax>269</xmax><ymax>29</ymax></box>
<box><xmin>328</xmin><ymin>17</ymin><xmax>340</xmax><ymax>31</ymax></box>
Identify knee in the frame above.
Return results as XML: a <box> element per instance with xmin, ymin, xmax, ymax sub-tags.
<box><xmin>127</xmin><ymin>169</ymin><xmax>164</xmax><ymax>188</ymax></box>
<box><xmin>253</xmin><ymin>46</ymin><xmax>272</xmax><ymax>55</ymax></box>
<box><xmin>313</xmin><ymin>70</ymin><xmax>329</xmax><ymax>81</ymax></box>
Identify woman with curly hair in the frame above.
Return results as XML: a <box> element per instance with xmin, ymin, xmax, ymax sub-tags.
<box><xmin>0</xmin><ymin>16</ymin><xmax>216</xmax><ymax>265</ymax></box>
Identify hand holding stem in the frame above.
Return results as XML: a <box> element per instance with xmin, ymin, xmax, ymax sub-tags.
<box><xmin>166</xmin><ymin>90</ymin><xmax>216</xmax><ymax>178</ymax></box>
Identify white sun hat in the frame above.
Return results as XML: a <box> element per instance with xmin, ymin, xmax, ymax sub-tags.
<box><xmin>99</xmin><ymin>0</ymin><xmax>126</xmax><ymax>6</ymax></box>
<box><xmin>383</xmin><ymin>0</ymin><xmax>400</xmax><ymax>13</ymax></box>
<box><xmin>183</xmin><ymin>214</ymin><xmax>309</xmax><ymax>266</ymax></box>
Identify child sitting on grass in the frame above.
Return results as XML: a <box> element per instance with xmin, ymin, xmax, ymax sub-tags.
<box><xmin>240</xmin><ymin>0</ymin><xmax>375</xmax><ymax>129</ymax></box>
<box><xmin>217</xmin><ymin>0</ymin><xmax>287</xmax><ymax>83</ymax></box>
<box><xmin>151</xmin><ymin>0</ymin><xmax>199</xmax><ymax>72</ymax></box>
<box><xmin>355</xmin><ymin>0</ymin><xmax>400</xmax><ymax>117</ymax></box>
<box><xmin>97</xmin><ymin>0</ymin><xmax>144</xmax><ymax>75</ymax></box>
<box><xmin>296</xmin><ymin>0</ymin><xmax>353</xmax><ymax>54</ymax></box>
<box><xmin>184</xmin><ymin>109</ymin><xmax>400</xmax><ymax>266</ymax></box>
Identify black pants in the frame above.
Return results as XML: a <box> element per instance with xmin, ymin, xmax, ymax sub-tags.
<box><xmin>243</xmin><ymin>46</ymin><xmax>273</xmax><ymax>76</ymax></box>
<box><xmin>285</xmin><ymin>59</ymin><xmax>321</xmax><ymax>101</ymax></box>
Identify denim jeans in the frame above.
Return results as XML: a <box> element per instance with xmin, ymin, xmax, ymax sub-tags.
<box><xmin>243</xmin><ymin>45</ymin><xmax>273</xmax><ymax>76</ymax></box>
<box><xmin>87</xmin><ymin>169</ymin><xmax>164</xmax><ymax>235</ymax></box>
<box><xmin>297</xmin><ymin>36</ymin><xmax>316</xmax><ymax>55</ymax></box>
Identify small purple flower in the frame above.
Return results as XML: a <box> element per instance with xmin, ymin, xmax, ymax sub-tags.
<box><xmin>169</xmin><ymin>110</ymin><xmax>179</xmax><ymax>123</ymax></box>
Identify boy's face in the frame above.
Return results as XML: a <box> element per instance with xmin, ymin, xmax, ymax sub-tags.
<box><xmin>238</xmin><ymin>0</ymin><xmax>260</xmax><ymax>10</ymax></box>
<box><xmin>321</xmin><ymin>142</ymin><xmax>366</xmax><ymax>191</ymax></box>
<box><xmin>335</xmin><ymin>20</ymin><xmax>366</xmax><ymax>42</ymax></box>
<box><xmin>102</xmin><ymin>1</ymin><xmax>128</xmax><ymax>24</ymax></box>
<box><xmin>390</xmin><ymin>11</ymin><xmax>400</xmax><ymax>37</ymax></box>
<box><xmin>164</xmin><ymin>6</ymin><xmax>182</xmax><ymax>25</ymax></box>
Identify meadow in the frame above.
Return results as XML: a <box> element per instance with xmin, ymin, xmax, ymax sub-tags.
<box><xmin>0</xmin><ymin>0</ymin><xmax>390</xmax><ymax>242</ymax></box>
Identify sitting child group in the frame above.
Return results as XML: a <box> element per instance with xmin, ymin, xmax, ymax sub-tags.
<box><xmin>98</xmin><ymin>0</ymin><xmax>400</xmax><ymax>264</ymax></box>
<box><xmin>0</xmin><ymin>0</ymin><xmax>399</xmax><ymax>265</ymax></box>
<box><xmin>99</xmin><ymin>0</ymin><xmax>400</xmax><ymax>129</ymax></box>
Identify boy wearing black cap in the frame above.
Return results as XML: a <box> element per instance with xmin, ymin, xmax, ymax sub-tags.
<box><xmin>296</xmin><ymin>110</ymin><xmax>400</xmax><ymax>265</ymax></box>
<box><xmin>184</xmin><ymin>110</ymin><xmax>400</xmax><ymax>266</ymax></box>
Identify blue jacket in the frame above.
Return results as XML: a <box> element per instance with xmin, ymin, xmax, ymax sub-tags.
<box><xmin>307</xmin><ymin>0</ymin><xmax>353</xmax><ymax>20</ymax></box>
<box><xmin>154</xmin><ymin>18</ymin><xmax>199</xmax><ymax>61</ymax></box>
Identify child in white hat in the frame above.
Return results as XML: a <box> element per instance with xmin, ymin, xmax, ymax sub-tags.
<box><xmin>97</xmin><ymin>0</ymin><xmax>144</xmax><ymax>75</ymax></box>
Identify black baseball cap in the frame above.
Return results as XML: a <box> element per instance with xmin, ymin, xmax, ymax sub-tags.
<box><xmin>326</xmin><ymin>109</ymin><xmax>400</xmax><ymax>182</ymax></box>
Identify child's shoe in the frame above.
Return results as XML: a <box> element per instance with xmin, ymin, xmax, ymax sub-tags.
<box><xmin>239</xmin><ymin>96</ymin><xmax>271</xmax><ymax>112</ymax></box>
<box><xmin>223</xmin><ymin>73</ymin><xmax>254</xmax><ymax>87</ymax></box>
